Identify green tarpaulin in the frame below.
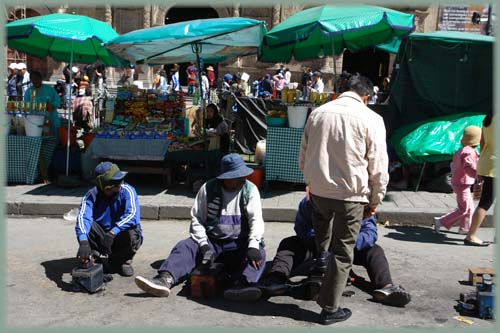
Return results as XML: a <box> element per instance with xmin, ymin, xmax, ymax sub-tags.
<box><xmin>389</xmin><ymin>31</ymin><xmax>493</xmax><ymax>128</ymax></box>
<box><xmin>390</xmin><ymin>112</ymin><xmax>485</xmax><ymax>164</ymax></box>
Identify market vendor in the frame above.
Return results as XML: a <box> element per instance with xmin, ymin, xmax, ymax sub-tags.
<box><xmin>192</xmin><ymin>103</ymin><xmax>230</xmax><ymax>155</ymax></box>
<box><xmin>23</xmin><ymin>70</ymin><xmax>61</xmax><ymax>139</ymax></box>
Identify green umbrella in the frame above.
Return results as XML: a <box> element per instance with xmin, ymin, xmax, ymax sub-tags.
<box><xmin>6</xmin><ymin>13</ymin><xmax>127</xmax><ymax>178</ymax></box>
<box><xmin>6</xmin><ymin>13</ymin><xmax>126</xmax><ymax>66</ymax></box>
<box><xmin>259</xmin><ymin>4</ymin><xmax>415</xmax><ymax>92</ymax></box>
<box><xmin>260</xmin><ymin>4</ymin><xmax>415</xmax><ymax>62</ymax></box>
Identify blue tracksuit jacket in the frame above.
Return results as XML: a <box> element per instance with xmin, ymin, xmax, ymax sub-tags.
<box><xmin>294</xmin><ymin>197</ymin><xmax>377</xmax><ymax>250</ymax></box>
<box><xmin>75</xmin><ymin>182</ymin><xmax>142</xmax><ymax>241</ymax></box>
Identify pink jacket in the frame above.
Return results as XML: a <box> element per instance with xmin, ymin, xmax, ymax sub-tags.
<box><xmin>451</xmin><ymin>145</ymin><xmax>479</xmax><ymax>186</ymax></box>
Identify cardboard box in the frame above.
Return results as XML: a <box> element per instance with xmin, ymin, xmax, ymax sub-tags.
<box><xmin>469</xmin><ymin>267</ymin><xmax>495</xmax><ymax>285</ymax></box>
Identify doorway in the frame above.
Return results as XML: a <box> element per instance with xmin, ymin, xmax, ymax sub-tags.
<box><xmin>342</xmin><ymin>48</ymin><xmax>390</xmax><ymax>88</ymax></box>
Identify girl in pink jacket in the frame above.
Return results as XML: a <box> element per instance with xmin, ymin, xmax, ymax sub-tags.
<box><xmin>434</xmin><ymin>126</ymin><xmax>481</xmax><ymax>234</ymax></box>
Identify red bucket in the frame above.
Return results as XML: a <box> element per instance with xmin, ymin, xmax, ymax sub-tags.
<box><xmin>58</xmin><ymin>126</ymin><xmax>77</xmax><ymax>147</ymax></box>
<box><xmin>83</xmin><ymin>133</ymin><xmax>95</xmax><ymax>148</ymax></box>
<box><xmin>247</xmin><ymin>167</ymin><xmax>264</xmax><ymax>189</ymax></box>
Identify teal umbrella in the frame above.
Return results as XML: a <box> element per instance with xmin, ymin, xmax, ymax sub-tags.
<box><xmin>6</xmin><ymin>13</ymin><xmax>126</xmax><ymax>67</ymax></box>
<box><xmin>106</xmin><ymin>17</ymin><xmax>267</xmax><ymax>151</ymax></box>
<box><xmin>105</xmin><ymin>17</ymin><xmax>266</xmax><ymax>65</ymax></box>
<box><xmin>6</xmin><ymin>13</ymin><xmax>127</xmax><ymax>179</ymax></box>
<box><xmin>260</xmin><ymin>4</ymin><xmax>415</xmax><ymax>62</ymax></box>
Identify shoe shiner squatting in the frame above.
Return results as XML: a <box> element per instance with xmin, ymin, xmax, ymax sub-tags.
<box><xmin>258</xmin><ymin>193</ymin><xmax>411</xmax><ymax>307</ymax></box>
<box><xmin>135</xmin><ymin>153</ymin><xmax>266</xmax><ymax>300</ymax></box>
<box><xmin>75</xmin><ymin>162</ymin><xmax>142</xmax><ymax>277</ymax></box>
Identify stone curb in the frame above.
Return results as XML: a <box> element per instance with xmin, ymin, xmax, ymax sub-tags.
<box><xmin>5</xmin><ymin>200</ymin><xmax>494</xmax><ymax>227</ymax></box>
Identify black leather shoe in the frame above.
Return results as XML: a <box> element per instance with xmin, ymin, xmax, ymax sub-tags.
<box><xmin>318</xmin><ymin>307</ymin><xmax>352</xmax><ymax>325</ymax></box>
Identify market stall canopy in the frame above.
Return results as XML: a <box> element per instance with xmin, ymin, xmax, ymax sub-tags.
<box><xmin>6</xmin><ymin>13</ymin><xmax>127</xmax><ymax>67</ymax></box>
<box><xmin>259</xmin><ymin>4</ymin><xmax>415</xmax><ymax>62</ymax></box>
<box><xmin>105</xmin><ymin>17</ymin><xmax>267</xmax><ymax>65</ymax></box>
<box><xmin>390</xmin><ymin>31</ymin><xmax>494</xmax><ymax>127</ymax></box>
<box><xmin>377</xmin><ymin>30</ymin><xmax>495</xmax><ymax>54</ymax></box>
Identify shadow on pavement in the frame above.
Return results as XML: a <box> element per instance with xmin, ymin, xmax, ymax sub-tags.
<box><xmin>129</xmin><ymin>259</ymin><xmax>318</xmax><ymax>323</ymax></box>
<box><xmin>188</xmin><ymin>295</ymin><xmax>319</xmax><ymax>324</ymax></box>
<box><xmin>150</xmin><ymin>259</ymin><xmax>164</xmax><ymax>270</ymax></box>
<box><xmin>383</xmin><ymin>226</ymin><xmax>465</xmax><ymax>245</ymax></box>
<box><xmin>26</xmin><ymin>183</ymin><xmax>89</xmax><ymax>198</ymax></box>
<box><xmin>41</xmin><ymin>257</ymin><xmax>79</xmax><ymax>292</ymax></box>
<box><xmin>21</xmin><ymin>174</ymin><xmax>197</xmax><ymax>198</ymax></box>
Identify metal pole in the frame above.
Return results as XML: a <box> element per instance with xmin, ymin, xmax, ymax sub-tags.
<box><xmin>193</xmin><ymin>43</ymin><xmax>211</xmax><ymax>178</ymax></box>
<box><xmin>331</xmin><ymin>38</ymin><xmax>338</xmax><ymax>94</ymax></box>
<box><xmin>486</xmin><ymin>4</ymin><xmax>492</xmax><ymax>36</ymax></box>
<box><xmin>193</xmin><ymin>43</ymin><xmax>206</xmax><ymax>144</ymax></box>
<box><xmin>415</xmin><ymin>162</ymin><xmax>426</xmax><ymax>192</ymax></box>
<box><xmin>66</xmin><ymin>41</ymin><xmax>74</xmax><ymax>176</ymax></box>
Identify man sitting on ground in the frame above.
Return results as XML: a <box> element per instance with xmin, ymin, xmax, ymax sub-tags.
<box><xmin>259</xmin><ymin>193</ymin><xmax>411</xmax><ymax>307</ymax></box>
<box><xmin>135</xmin><ymin>154</ymin><xmax>266</xmax><ymax>300</ymax></box>
<box><xmin>75</xmin><ymin>162</ymin><xmax>142</xmax><ymax>276</ymax></box>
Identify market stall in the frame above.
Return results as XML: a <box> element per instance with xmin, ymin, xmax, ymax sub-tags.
<box><xmin>5</xmin><ymin>102</ymin><xmax>57</xmax><ymax>184</ymax></box>
<box><xmin>85</xmin><ymin>85</ymin><xmax>222</xmax><ymax>184</ymax></box>
<box><xmin>229</xmin><ymin>89</ymin><xmax>342</xmax><ymax>185</ymax></box>
<box><xmin>6</xmin><ymin>13</ymin><xmax>127</xmax><ymax>186</ymax></box>
<box><xmin>104</xmin><ymin>17</ymin><xmax>266</xmax><ymax>185</ymax></box>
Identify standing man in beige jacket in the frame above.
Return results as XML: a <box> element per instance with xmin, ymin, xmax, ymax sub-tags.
<box><xmin>299</xmin><ymin>75</ymin><xmax>389</xmax><ymax>325</ymax></box>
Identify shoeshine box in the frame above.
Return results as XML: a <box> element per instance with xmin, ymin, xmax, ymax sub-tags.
<box><xmin>190</xmin><ymin>263</ymin><xmax>226</xmax><ymax>299</ymax></box>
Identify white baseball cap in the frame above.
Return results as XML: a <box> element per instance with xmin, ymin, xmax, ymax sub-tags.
<box><xmin>17</xmin><ymin>63</ymin><xmax>27</xmax><ymax>69</ymax></box>
<box><xmin>8</xmin><ymin>63</ymin><xmax>19</xmax><ymax>70</ymax></box>
<box><xmin>72</xmin><ymin>66</ymin><xmax>79</xmax><ymax>73</ymax></box>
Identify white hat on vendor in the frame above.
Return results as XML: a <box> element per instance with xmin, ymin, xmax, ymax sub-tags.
<box><xmin>8</xmin><ymin>63</ymin><xmax>19</xmax><ymax>70</ymax></box>
<box><xmin>18</xmin><ymin>63</ymin><xmax>27</xmax><ymax>70</ymax></box>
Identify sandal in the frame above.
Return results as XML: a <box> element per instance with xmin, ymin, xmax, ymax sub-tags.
<box><xmin>463</xmin><ymin>239</ymin><xmax>490</xmax><ymax>247</ymax></box>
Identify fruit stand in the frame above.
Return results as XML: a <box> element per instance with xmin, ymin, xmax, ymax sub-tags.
<box><xmin>86</xmin><ymin>86</ymin><xmax>221</xmax><ymax>184</ymax></box>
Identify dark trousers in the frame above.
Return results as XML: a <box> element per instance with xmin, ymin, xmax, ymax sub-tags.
<box><xmin>87</xmin><ymin>223</ymin><xmax>142</xmax><ymax>265</ymax></box>
<box><xmin>268</xmin><ymin>236</ymin><xmax>317</xmax><ymax>278</ymax></box>
<box><xmin>269</xmin><ymin>236</ymin><xmax>392</xmax><ymax>289</ymax></box>
<box><xmin>352</xmin><ymin>244</ymin><xmax>392</xmax><ymax>289</ymax></box>
<box><xmin>478</xmin><ymin>176</ymin><xmax>495</xmax><ymax>210</ymax></box>
<box><xmin>159</xmin><ymin>237</ymin><xmax>266</xmax><ymax>285</ymax></box>
<box><xmin>310</xmin><ymin>194</ymin><xmax>364</xmax><ymax>311</ymax></box>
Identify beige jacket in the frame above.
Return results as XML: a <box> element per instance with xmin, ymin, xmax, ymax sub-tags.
<box><xmin>299</xmin><ymin>91</ymin><xmax>389</xmax><ymax>207</ymax></box>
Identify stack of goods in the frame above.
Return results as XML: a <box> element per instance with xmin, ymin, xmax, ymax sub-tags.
<box><xmin>5</xmin><ymin>100</ymin><xmax>50</xmax><ymax>136</ymax></box>
<box><xmin>94</xmin><ymin>86</ymin><xmax>187</xmax><ymax>140</ymax></box>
